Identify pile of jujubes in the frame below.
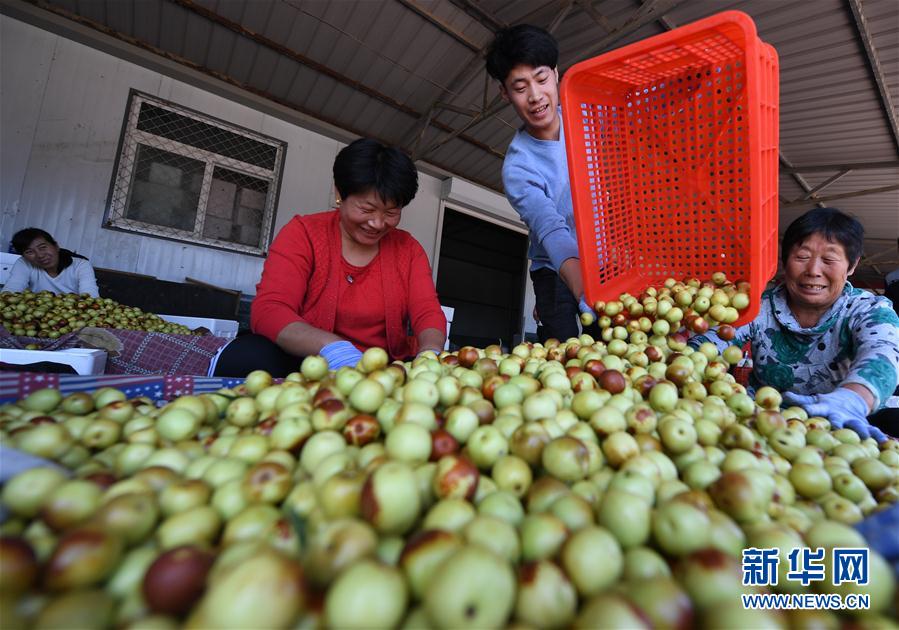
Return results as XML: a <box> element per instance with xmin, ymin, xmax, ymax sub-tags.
<box><xmin>0</xmin><ymin>291</ymin><xmax>195</xmax><ymax>340</ymax></box>
<box><xmin>578</xmin><ymin>272</ymin><xmax>751</xmax><ymax>337</ymax></box>
<box><xmin>0</xmin><ymin>278</ymin><xmax>896</xmax><ymax>629</ymax></box>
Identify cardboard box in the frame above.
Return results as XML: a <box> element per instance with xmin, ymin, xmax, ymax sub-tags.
<box><xmin>158</xmin><ymin>314</ymin><xmax>239</xmax><ymax>339</ymax></box>
<box><xmin>0</xmin><ymin>347</ymin><xmax>107</xmax><ymax>375</ymax></box>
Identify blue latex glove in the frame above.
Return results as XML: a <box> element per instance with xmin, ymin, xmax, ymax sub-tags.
<box><xmin>782</xmin><ymin>389</ymin><xmax>888</xmax><ymax>442</ymax></box>
<box><xmin>0</xmin><ymin>445</ymin><xmax>70</xmax><ymax>484</ymax></box>
<box><xmin>320</xmin><ymin>341</ymin><xmax>363</xmax><ymax>370</ymax></box>
<box><xmin>578</xmin><ymin>296</ymin><xmax>597</xmax><ymax>319</ymax></box>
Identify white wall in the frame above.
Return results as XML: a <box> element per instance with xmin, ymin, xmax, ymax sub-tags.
<box><xmin>0</xmin><ymin>15</ymin><xmax>535</xmax><ymax>335</ymax></box>
<box><xmin>0</xmin><ymin>15</ymin><xmax>444</xmax><ymax>295</ymax></box>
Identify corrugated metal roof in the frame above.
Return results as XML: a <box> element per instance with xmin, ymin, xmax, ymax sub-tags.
<box><xmin>5</xmin><ymin>0</ymin><xmax>898</xmax><ymax>279</ymax></box>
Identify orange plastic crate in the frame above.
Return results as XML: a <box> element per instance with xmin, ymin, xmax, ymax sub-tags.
<box><xmin>561</xmin><ymin>11</ymin><xmax>779</xmax><ymax>326</ymax></box>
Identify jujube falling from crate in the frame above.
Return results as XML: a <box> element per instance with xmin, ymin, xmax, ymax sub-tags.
<box><xmin>561</xmin><ymin>11</ymin><xmax>779</xmax><ymax>327</ymax></box>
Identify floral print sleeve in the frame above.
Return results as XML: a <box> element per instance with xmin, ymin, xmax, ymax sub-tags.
<box><xmin>840</xmin><ymin>290</ymin><xmax>899</xmax><ymax>408</ymax></box>
<box><xmin>743</xmin><ymin>288</ymin><xmax>805</xmax><ymax>393</ymax></box>
<box><xmin>689</xmin><ymin>284</ymin><xmax>899</xmax><ymax>410</ymax></box>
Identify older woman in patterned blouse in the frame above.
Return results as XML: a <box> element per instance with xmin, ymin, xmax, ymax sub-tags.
<box><xmin>695</xmin><ymin>208</ymin><xmax>899</xmax><ymax>442</ymax></box>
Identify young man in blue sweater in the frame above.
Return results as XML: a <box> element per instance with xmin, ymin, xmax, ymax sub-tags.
<box><xmin>486</xmin><ymin>25</ymin><xmax>596</xmax><ymax>342</ymax></box>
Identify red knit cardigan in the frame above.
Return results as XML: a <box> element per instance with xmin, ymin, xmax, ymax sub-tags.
<box><xmin>251</xmin><ymin>210</ymin><xmax>446</xmax><ymax>360</ymax></box>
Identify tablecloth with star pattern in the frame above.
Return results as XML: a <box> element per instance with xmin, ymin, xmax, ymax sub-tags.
<box><xmin>0</xmin><ymin>372</ymin><xmax>244</xmax><ymax>405</ymax></box>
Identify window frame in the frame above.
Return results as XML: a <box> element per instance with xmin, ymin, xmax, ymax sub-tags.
<box><xmin>104</xmin><ymin>90</ymin><xmax>286</xmax><ymax>257</ymax></box>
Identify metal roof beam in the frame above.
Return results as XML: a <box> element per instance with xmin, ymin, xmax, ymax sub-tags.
<box><xmin>405</xmin><ymin>0</ymin><xmax>508</xmax><ymax>158</ymax></box>
<box><xmin>514</xmin><ymin>1</ymin><xmax>569</xmax><ymax>28</ymax></box>
<box><xmin>547</xmin><ymin>1</ymin><xmax>575</xmax><ymax>35</ymax></box>
<box><xmin>394</xmin><ymin>0</ymin><xmax>481</xmax><ymax>52</ymax></box>
<box><xmin>165</xmin><ymin>0</ymin><xmax>502</xmax><ymax>160</ymax></box>
<box><xmin>575</xmin><ymin>0</ymin><xmax>615</xmax><ymax>33</ymax></box>
<box><xmin>167</xmin><ymin>0</ymin><xmax>413</xmax><ymax>115</ymax></box>
<box><xmin>22</xmin><ymin>0</ymin><xmax>505</xmax><ymax>186</ymax></box>
<box><xmin>448</xmin><ymin>0</ymin><xmax>507</xmax><ymax>32</ymax></box>
<box><xmin>408</xmin><ymin>52</ymin><xmax>488</xmax><ymax>158</ymax></box>
<box><xmin>434</xmin><ymin>102</ymin><xmax>483</xmax><ymax>117</ymax></box>
<box><xmin>565</xmin><ymin>0</ymin><xmax>688</xmax><ymax>65</ymax></box>
<box><xmin>17</xmin><ymin>0</ymin><xmax>502</xmax><ymax>191</ymax></box>
<box><xmin>862</xmin><ymin>246</ymin><xmax>899</xmax><ymax>264</ymax></box>
<box><xmin>406</xmin><ymin>1</ymin><xmax>510</xmax><ymax>159</ymax></box>
<box><xmin>654</xmin><ymin>13</ymin><xmax>676</xmax><ymax>30</ymax></box>
<box><xmin>414</xmin><ymin>96</ymin><xmax>507</xmax><ymax>161</ymax></box>
<box><xmin>779</xmin><ymin>184</ymin><xmax>899</xmax><ymax>209</ymax></box>
<box><xmin>779</xmin><ymin>154</ymin><xmax>824</xmax><ymax>207</ymax></box>
<box><xmin>847</xmin><ymin>0</ymin><xmax>899</xmax><ymax>155</ymax></box>
<box><xmin>858</xmin><ymin>246</ymin><xmax>899</xmax><ymax>278</ymax></box>
<box><xmin>781</xmin><ymin>160</ymin><xmax>899</xmax><ymax>174</ymax></box>
<box><xmin>800</xmin><ymin>170</ymin><xmax>852</xmax><ymax>201</ymax></box>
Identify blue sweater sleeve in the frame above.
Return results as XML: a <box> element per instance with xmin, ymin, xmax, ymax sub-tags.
<box><xmin>842</xmin><ymin>294</ymin><xmax>899</xmax><ymax>409</ymax></box>
<box><xmin>502</xmin><ymin>135</ymin><xmax>580</xmax><ymax>273</ymax></box>
<box><xmin>504</xmin><ymin>163</ymin><xmax>579</xmax><ymax>272</ymax></box>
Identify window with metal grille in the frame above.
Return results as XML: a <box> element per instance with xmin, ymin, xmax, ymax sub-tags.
<box><xmin>105</xmin><ymin>91</ymin><xmax>286</xmax><ymax>256</ymax></box>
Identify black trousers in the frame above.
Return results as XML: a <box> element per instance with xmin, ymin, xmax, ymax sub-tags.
<box><xmin>213</xmin><ymin>333</ymin><xmax>301</xmax><ymax>378</ymax></box>
<box><xmin>530</xmin><ymin>267</ymin><xmax>601</xmax><ymax>342</ymax></box>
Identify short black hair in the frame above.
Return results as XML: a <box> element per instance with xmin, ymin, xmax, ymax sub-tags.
<box><xmin>12</xmin><ymin>228</ymin><xmax>57</xmax><ymax>254</ymax></box>
<box><xmin>333</xmin><ymin>138</ymin><xmax>418</xmax><ymax>208</ymax></box>
<box><xmin>486</xmin><ymin>24</ymin><xmax>559</xmax><ymax>84</ymax></box>
<box><xmin>11</xmin><ymin>227</ymin><xmax>86</xmax><ymax>273</ymax></box>
<box><xmin>781</xmin><ymin>208</ymin><xmax>864</xmax><ymax>267</ymax></box>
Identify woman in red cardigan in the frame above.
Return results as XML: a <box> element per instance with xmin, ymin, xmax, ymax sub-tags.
<box><xmin>214</xmin><ymin>139</ymin><xmax>446</xmax><ymax>376</ymax></box>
